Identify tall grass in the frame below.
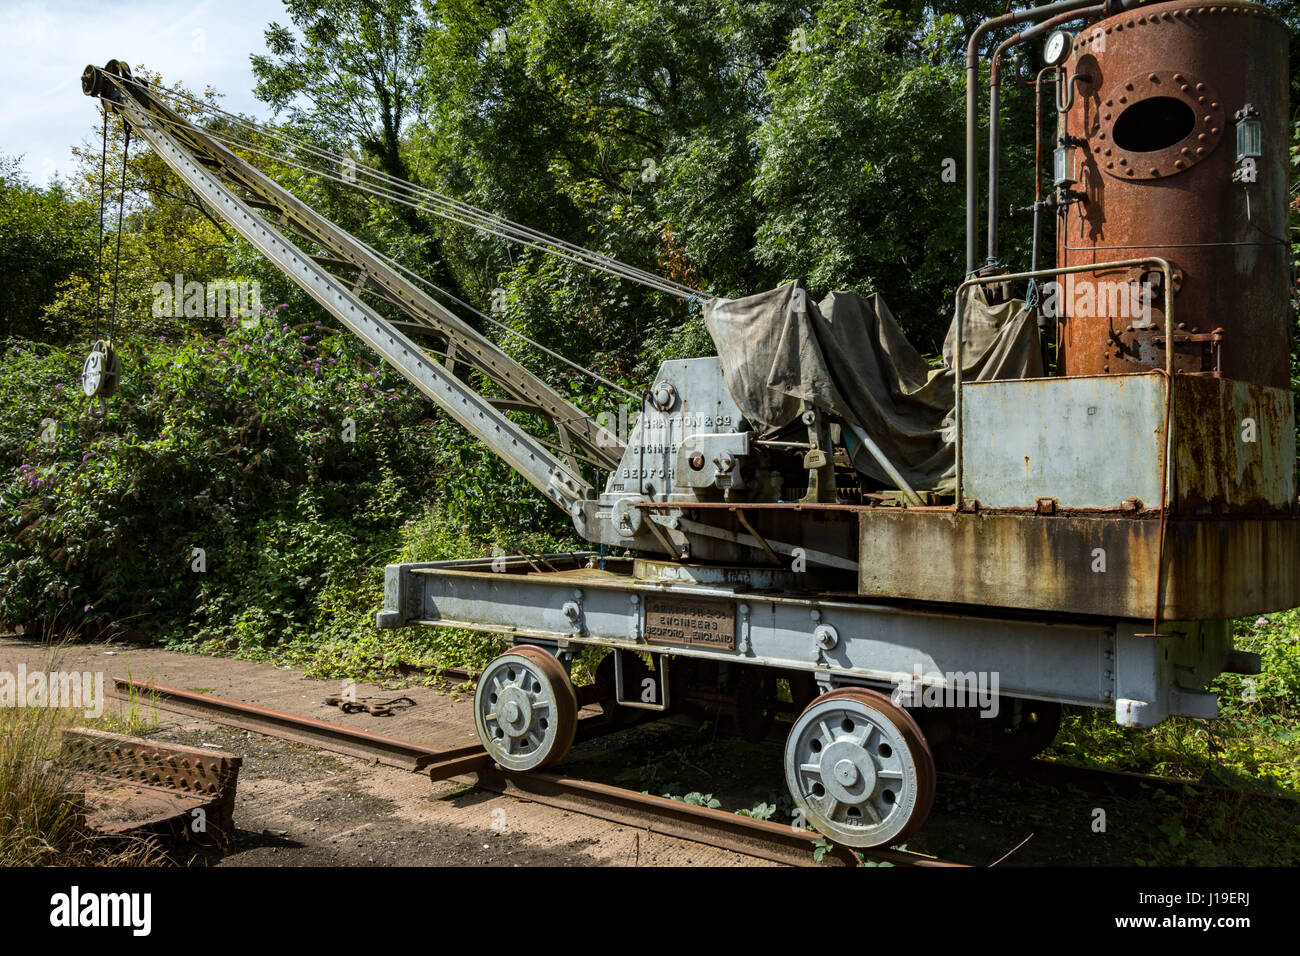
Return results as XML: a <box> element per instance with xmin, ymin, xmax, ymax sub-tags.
<box><xmin>0</xmin><ymin>700</ymin><xmax>92</xmax><ymax>865</ymax></box>
<box><xmin>0</xmin><ymin>646</ymin><xmax>164</xmax><ymax>866</ymax></box>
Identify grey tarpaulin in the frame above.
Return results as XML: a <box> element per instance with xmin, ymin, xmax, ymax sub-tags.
<box><xmin>703</xmin><ymin>280</ymin><xmax>1043</xmax><ymax>494</ymax></box>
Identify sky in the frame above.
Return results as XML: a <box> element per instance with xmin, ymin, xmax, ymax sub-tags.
<box><xmin>1</xmin><ymin>0</ymin><xmax>287</xmax><ymax>184</ymax></box>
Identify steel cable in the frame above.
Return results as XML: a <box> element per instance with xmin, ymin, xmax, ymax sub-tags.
<box><xmin>110</xmin><ymin>74</ymin><xmax>702</xmax><ymax>298</ymax></box>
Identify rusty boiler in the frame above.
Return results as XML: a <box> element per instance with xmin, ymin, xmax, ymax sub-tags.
<box><xmin>1054</xmin><ymin>0</ymin><xmax>1292</xmax><ymax>389</ymax></box>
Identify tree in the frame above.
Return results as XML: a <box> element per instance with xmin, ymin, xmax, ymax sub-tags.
<box><xmin>251</xmin><ymin>0</ymin><xmax>445</xmax><ymax>274</ymax></box>
<box><xmin>0</xmin><ymin>158</ymin><xmax>96</xmax><ymax>342</ymax></box>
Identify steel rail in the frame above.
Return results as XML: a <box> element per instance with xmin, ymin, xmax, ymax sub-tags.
<box><xmin>110</xmin><ymin>678</ymin><xmax>962</xmax><ymax>868</ymax></box>
<box><xmin>111</xmin><ymin>678</ymin><xmax>463</xmax><ymax>772</ymax></box>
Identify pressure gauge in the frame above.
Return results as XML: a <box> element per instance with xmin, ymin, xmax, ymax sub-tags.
<box><xmin>1043</xmin><ymin>29</ymin><xmax>1072</xmax><ymax>67</ymax></box>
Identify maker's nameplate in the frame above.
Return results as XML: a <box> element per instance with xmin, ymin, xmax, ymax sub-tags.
<box><xmin>644</xmin><ymin>596</ymin><xmax>736</xmax><ymax>650</ymax></box>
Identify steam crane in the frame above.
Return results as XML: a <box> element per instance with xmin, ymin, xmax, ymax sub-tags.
<box><xmin>82</xmin><ymin>0</ymin><xmax>1300</xmax><ymax>848</ymax></box>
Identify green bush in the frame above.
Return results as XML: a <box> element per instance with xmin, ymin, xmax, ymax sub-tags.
<box><xmin>0</xmin><ymin>314</ymin><xmax>573</xmax><ymax>674</ymax></box>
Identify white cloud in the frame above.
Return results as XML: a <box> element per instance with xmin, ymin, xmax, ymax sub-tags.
<box><xmin>0</xmin><ymin>0</ymin><xmax>286</xmax><ymax>184</ymax></box>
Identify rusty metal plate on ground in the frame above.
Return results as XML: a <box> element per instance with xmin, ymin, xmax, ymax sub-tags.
<box><xmin>644</xmin><ymin>596</ymin><xmax>736</xmax><ymax>650</ymax></box>
<box><xmin>59</xmin><ymin>728</ymin><xmax>242</xmax><ymax>837</ymax></box>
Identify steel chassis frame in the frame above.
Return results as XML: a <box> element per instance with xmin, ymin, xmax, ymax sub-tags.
<box><xmin>378</xmin><ymin>554</ymin><xmax>1254</xmax><ymax>729</ymax></box>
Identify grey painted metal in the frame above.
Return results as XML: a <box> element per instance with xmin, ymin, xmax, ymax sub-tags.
<box><xmin>473</xmin><ymin>650</ymin><xmax>569</xmax><ymax>770</ymax></box>
<box><xmin>603</xmin><ymin>358</ymin><xmax>747</xmax><ymax>502</ymax></box>
<box><xmin>110</xmin><ymin>95</ymin><xmax>591</xmax><ymax>513</ymax></box>
<box><xmin>784</xmin><ymin>693</ymin><xmax>923</xmax><ymax>846</ymax></box>
<box><xmin>377</xmin><ymin>554</ymin><xmax>1240</xmax><ymax>728</ymax></box>
<box><xmin>963</xmin><ymin>374</ymin><xmax>1167</xmax><ymax>509</ymax></box>
<box><xmin>953</xmin><ymin>258</ymin><xmax>1175</xmax><ymax>507</ymax></box>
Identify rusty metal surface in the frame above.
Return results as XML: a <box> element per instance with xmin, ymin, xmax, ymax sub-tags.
<box><xmin>111</xmin><ymin>679</ymin><xmax>448</xmax><ymax>772</ymax></box>
<box><xmin>1058</xmin><ymin>0</ymin><xmax>1291</xmax><ymax>388</ymax></box>
<box><xmin>858</xmin><ymin>508</ymin><xmax>1300</xmax><ymax>620</ymax></box>
<box><xmin>59</xmin><ymin>727</ymin><xmax>241</xmax><ymax>836</ymax></box>
<box><xmin>643</xmin><ymin>595</ymin><xmax>737</xmax><ymax>650</ymax></box>
<box><xmin>1173</xmin><ymin>374</ymin><xmax>1297</xmax><ymax>512</ymax></box>
<box><xmin>471</xmin><ymin>768</ymin><xmax>963</xmax><ymax>867</ymax></box>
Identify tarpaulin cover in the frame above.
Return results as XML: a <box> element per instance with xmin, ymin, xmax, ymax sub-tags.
<box><xmin>703</xmin><ymin>281</ymin><xmax>1043</xmax><ymax>494</ymax></box>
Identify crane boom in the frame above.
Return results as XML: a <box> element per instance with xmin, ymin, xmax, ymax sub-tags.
<box><xmin>82</xmin><ymin>60</ymin><xmax>624</xmax><ymax>516</ymax></box>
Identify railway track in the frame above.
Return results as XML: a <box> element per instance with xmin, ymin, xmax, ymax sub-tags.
<box><xmin>110</xmin><ymin>678</ymin><xmax>962</xmax><ymax>868</ymax></box>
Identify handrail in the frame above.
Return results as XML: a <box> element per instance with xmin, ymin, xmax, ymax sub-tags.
<box><xmin>952</xmin><ymin>257</ymin><xmax>1175</xmax><ymax>507</ymax></box>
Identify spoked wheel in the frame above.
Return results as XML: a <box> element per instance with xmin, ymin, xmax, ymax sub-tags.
<box><xmin>474</xmin><ymin>645</ymin><xmax>578</xmax><ymax>771</ymax></box>
<box><xmin>784</xmin><ymin>687</ymin><xmax>936</xmax><ymax>848</ymax></box>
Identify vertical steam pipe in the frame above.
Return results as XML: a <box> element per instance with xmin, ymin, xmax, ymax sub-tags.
<box><xmin>987</xmin><ymin>6</ymin><xmax>1103</xmax><ymax>265</ymax></box>
<box><xmin>965</xmin><ymin>0</ymin><xmax>1104</xmax><ymax>273</ymax></box>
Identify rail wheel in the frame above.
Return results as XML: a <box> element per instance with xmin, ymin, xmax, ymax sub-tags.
<box><xmin>784</xmin><ymin>687</ymin><xmax>936</xmax><ymax>848</ymax></box>
<box><xmin>474</xmin><ymin>645</ymin><xmax>577</xmax><ymax>772</ymax></box>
